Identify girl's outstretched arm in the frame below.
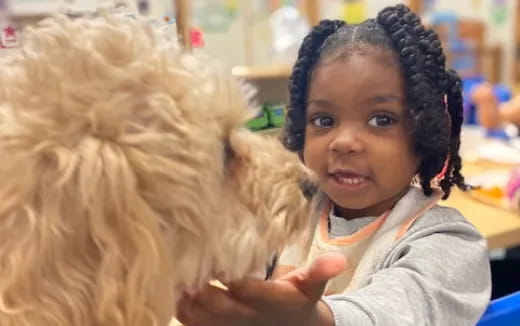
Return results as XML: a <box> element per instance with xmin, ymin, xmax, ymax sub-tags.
<box><xmin>176</xmin><ymin>253</ymin><xmax>346</xmax><ymax>326</ymax></box>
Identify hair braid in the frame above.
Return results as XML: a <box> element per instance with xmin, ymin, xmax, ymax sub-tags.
<box><xmin>377</xmin><ymin>4</ymin><xmax>466</xmax><ymax>198</ymax></box>
<box><xmin>378</xmin><ymin>6</ymin><xmax>441</xmax><ymax>195</ymax></box>
<box><xmin>282</xmin><ymin>20</ymin><xmax>346</xmax><ymax>152</ymax></box>
<box><xmin>439</xmin><ymin>70</ymin><xmax>467</xmax><ymax>197</ymax></box>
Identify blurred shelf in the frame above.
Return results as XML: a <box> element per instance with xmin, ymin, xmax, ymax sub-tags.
<box><xmin>0</xmin><ymin>49</ymin><xmax>19</xmax><ymax>58</ymax></box>
<box><xmin>255</xmin><ymin>127</ymin><xmax>282</xmax><ymax>135</ymax></box>
<box><xmin>9</xmin><ymin>1</ymin><xmax>64</xmax><ymax>17</ymax></box>
<box><xmin>8</xmin><ymin>1</ymin><xmax>100</xmax><ymax>18</ymax></box>
<box><xmin>232</xmin><ymin>64</ymin><xmax>292</xmax><ymax>79</ymax></box>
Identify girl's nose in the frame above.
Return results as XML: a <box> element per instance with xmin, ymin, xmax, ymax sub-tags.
<box><xmin>328</xmin><ymin>128</ymin><xmax>364</xmax><ymax>155</ymax></box>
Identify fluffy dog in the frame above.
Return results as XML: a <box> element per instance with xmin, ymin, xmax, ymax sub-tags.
<box><xmin>0</xmin><ymin>7</ymin><xmax>314</xmax><ymax>326</ymax></box>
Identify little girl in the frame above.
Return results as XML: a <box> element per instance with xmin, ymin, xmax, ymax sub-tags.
<box><xmin>177</xmin><ymin>4</ymin><xmax>491</xmax><ymax>326</ymax></box>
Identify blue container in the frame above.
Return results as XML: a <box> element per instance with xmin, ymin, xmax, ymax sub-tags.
<box><xmin>483</xmin><ymin>83</ymin><xmax>513</xmax><ymax>139</ymax></box>
<box><xmin>477</xmin><ymin>291</ymin><xmax>520</xmax><ymax>326</ymax></box>
<box><xmin>493</xmin><ymin>84</ymin><xmax>512</xmax><ymax>103</ymax></box>
<box><xmin>462</xmin><ymin>76</ymin><xmax>485</xmax><ymax>125</ymax></box>
<box><xmin>462</xmin><ymin>77</ymin><xmax>512</xmax><ymax>126</ymax></box>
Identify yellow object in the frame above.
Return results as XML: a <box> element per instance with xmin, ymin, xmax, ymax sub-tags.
<box><xmin>226</xmin><ymin>0</ymin><xmax>237</xmax><ymax>11</ymax></box>
<box><xmin>472</xmin><ymin>0</ymin><xmax>483</xmax><ymax>10</ymax></box>
<box><xmin>342</xmin><ymin>0</ymin><xmax>366</xmax><ymax>24</ymax></box>
<box><xmin>475</xmin><ymin>186</ymin><xmax>504</xmax><ymax>199</ymax></box>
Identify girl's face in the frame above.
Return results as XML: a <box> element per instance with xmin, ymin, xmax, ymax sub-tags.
<box><xmin>303</xmin><ymin>49</ymin><xmax>420</xmax><ymax>219</ymax></box>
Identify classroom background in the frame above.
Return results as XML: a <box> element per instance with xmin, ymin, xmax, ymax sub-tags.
<box><xmin>2</xmin><ymin>0</ymin><xmax>520</xmax><ymax>302</ymax></box>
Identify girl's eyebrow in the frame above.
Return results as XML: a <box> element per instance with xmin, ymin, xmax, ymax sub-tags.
<box><xmin>369</xmin><ymin>94</ymin><xmax>403</xmax><ymax>104</ymax></box>
<box><xmin>307</xmin><ymin>98</ymin><xmax>332</xmax><ymax>107</ymax></box>
<box><xmin>306</xmin><ymin>99</ymin><xmax>336</xmax><ymax>114</ymax></box>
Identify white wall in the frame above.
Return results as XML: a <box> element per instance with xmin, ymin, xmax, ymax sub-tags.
<box><xmin>149</xmin><ymin>0</ymin><xmax>516</xmax><ymax>84</ymax></box>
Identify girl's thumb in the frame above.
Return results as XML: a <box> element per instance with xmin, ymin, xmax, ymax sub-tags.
<box><xmin>296</xmin><ymin>253</ymin><xmax>347</xmax><ymax>302</ymax></box>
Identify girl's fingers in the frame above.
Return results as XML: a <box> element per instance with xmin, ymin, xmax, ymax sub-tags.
<box><xmin>191</xmin><ymin>284</ymin><xmax>256</xmax><ymax>318</ymax></box>
<box><xmin>229</xmin><ymin>253</ymin><xmax>347</xmax><ymax>308</ymax></box>
<box><xmin>228</xmin><ymin>277</ymin><xmax>305</xmax><ymax>309</ymax></box>
<box><xmin>288</xmin><ymin>252</ymin><xmax>347</xmax><ymax>302</ymax></box>
<box><xmin>177</xmin><ymin>296</ymin><xmax>212</xmax><ymax>326</ymax></box>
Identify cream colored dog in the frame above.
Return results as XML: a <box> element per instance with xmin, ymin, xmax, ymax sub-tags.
<box><xmin>0</xmin><ymin>7</ymin><xmax>315</xmax><ymax>326</ymax></box>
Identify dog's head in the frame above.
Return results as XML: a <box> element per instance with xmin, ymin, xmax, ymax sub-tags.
<box><xmin>0</xmin><ymin>6</ymin><xmax>315</xmax><ymax>326</ymax></box>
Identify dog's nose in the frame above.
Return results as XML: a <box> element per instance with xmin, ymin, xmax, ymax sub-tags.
<box><xmin>299</xmin><ymin>178</ymin><xmax>318</xmax><ymax>200</ymax></box>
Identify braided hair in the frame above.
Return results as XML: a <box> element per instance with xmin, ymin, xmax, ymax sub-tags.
<box><xmin>282</xmin><ymin>4</ymin><xmax>466</xmax><ymax>199</ymax></box>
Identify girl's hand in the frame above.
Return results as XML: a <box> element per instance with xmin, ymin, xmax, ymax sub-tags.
<box><xmin>176</xmin><ymin>253</ymin><xmax>346</xmax><ymax>326</ymax></box>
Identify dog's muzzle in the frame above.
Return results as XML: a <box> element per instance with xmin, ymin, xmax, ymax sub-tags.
<box><xmin>299</xmin><ymin>178</ymin><xmax>318</xmax><ymax>201</ymax></box>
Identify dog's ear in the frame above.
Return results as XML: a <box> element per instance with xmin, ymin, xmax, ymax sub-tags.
<box><xmin>224</xmin><ymin>129</ymin><xmax>255</xmax><ymax>165</ymax></box>
<box><xmin>224</xmin><ymin>139</ymin><xmax>235</xmax><ymax>163</ymax></box>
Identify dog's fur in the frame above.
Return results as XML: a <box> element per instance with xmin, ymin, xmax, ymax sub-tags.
<box><xmin>0</xmin><ymin>8</ymin><xmax>314</xmax><ymax>326</ymax></box>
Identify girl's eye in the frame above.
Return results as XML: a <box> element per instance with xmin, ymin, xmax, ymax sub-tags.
<box><xmin>368</xmin><ymin>114</ymin><xmax>397</xmax><ymax>127</ymax></box>
<box><xmin>310</xmin><ymin>115</ymin><xmax>335</xmax><ymax>128</ymax></box>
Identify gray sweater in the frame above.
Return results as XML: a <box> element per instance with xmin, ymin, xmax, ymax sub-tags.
<box><xmin>324</xmin><ymin>204</ymin><xmax>491</xmax><ymax>326</ymax></box>
<box><xmin>281</xmin><ymin>187</ymin><xmax>492</xmax><ymax>326</ymax></box>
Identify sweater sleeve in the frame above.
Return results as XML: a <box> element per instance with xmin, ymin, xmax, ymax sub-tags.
<box><xmin>322</xmin><ymin>219</ymin><xmax>491</xmax><ymax>326</ymax></box>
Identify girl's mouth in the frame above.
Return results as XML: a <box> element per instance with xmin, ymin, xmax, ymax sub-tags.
<box><xmin>328</xmin><ymin>170</ymin><xmax>370</xmax><ymax>189</ymax></box>
<box><xmin>333</xmin><ymin>174</ymin><xmax>366</xmax><ymax>185</ymax></box>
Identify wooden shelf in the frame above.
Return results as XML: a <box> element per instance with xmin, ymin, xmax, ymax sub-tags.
<box><xmin>256</xmin><ymin>127</ymin><xmax>282</xmax><ymax>135</ymax></box>
<box><xmin>9</xmin><ymin>1</ymin><xmax>64</xmax><ymax>17</ymax></box>
<box><xmin>232</xmin><ymin>64</ymin><xmax>292</xmax><ymax>79</ymax></box>
<box><xmin>443</xmin><ymin>158</ymin><xmax>520</xmax><ymax>250</ymax></box>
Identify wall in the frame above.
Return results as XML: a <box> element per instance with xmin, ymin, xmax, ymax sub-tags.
<box><xmin>194</xmin><ymin>0</ymin><xmax>515</xmax><ymax>80</ymax></box>
<box><xmin>14</xmin><ymin>0</ymin><xmax>510</xmax><ymax>84</ymax></box>
<box><xmin>421</xmin><ymin>0</ymin><xmax>516</xmax><ymax>84</ymax></box>
<box><xmin>190</xmin><ymin>1</ymin><xmax>304</xmax><ymax>68</ymax></box>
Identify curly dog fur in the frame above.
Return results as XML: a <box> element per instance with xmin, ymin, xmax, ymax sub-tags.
<box><xmin>0</xmin><ymin>6</ymin><xmax>314</xmax><ymax>326</ymax></box>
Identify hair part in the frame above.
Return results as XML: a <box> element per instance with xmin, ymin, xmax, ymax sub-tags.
<box><xmin>283</xmin><ymin>4</ymin><xmax>467</xmax><ymax>199</ymax></box>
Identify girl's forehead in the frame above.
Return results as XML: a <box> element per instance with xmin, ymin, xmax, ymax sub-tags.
<box><xmin>311</xmin><ymin>51</ymin><xmax>404</xmax><ymax>89</ymax></box>
<box><xmin>307</xmin><ymin>51</ymin><xmax>407</xmax><ymax>108</ymax></box>
<box><xmin>319</xmin><ymin>44</ymin><xmax>399</xmax><ymax>66</ymax></box>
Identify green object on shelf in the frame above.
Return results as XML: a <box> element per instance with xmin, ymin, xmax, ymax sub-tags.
<box><xmin>247</xmin><ymin>109</ymin><xmax>269</xmax><ymax>130</ymax></box>
<box><xmin>265</xmin><ymin>103</ymin><xmax>286</xmax><ymax>127</ymax></box>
